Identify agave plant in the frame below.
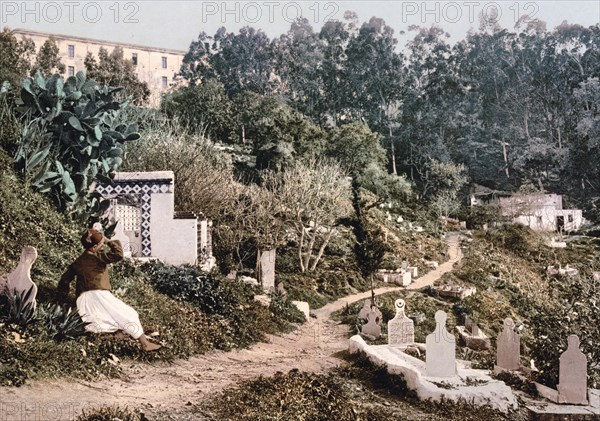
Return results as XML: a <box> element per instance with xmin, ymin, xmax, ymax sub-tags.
<box><xmin>14</xmin><ymin>70</ymin><xmax>141</xmax><ymax>221</ymax></box>
<box><xmin>37</xmin><ymin>303</ymin><xmax>89</xmax><ymax>341</ymax></box>
<box><xmin>0</xmin><ymin>286</ymin><xmax>39</xmax><ymax>328</ymax></box>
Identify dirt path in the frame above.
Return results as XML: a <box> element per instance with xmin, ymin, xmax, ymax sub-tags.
<box><xmin>0</xmin><ymin>234</ymin><xmax>463</xmax><ymax>420</ymax></box>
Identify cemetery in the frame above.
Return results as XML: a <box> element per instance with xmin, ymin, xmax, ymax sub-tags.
<box><xmin>0</xmin><ymin>3</ymin><xmax>599</xmax><ymax>419</ymax></box>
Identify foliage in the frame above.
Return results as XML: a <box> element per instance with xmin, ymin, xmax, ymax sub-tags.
<box><xmin>14</xmin><ymin>71</ymin><xmax>139</xmax><ymax>221</ymax></box>
<box><xmin>0</xmin><ymin>28</ymin><xmax>36</xmax><ymax>89</ymax></box>
<box><xmin>203</xmin><ymin>369</ymin><xmax>358</xmax><ymax>420</ymax></box>
<box><xmin>31</xmin><ymin>36</ymin><xmax>65</xmax><ymax>77</ymax></box>
<box><xmin>121</xmin><ymin>115</ymin><xmax>236</xmax><ymax>221</ymax></box>
<box><xmin>263</xmin><ymin>159</ymin><xmax>352</xmax><ymax>272</ymax></box>
<box><xmin>160</xmin><ymin>80</ymin><xmax>233</xmax><ymax>139</ymax></box>
<box><xmin>84</xmin><ymin>47</ymin><xmax>150</xmax><ymax>105</ymax></box>
<box><xmin>36</xmin><ymin>303</ymin><xmax>89</xmax><ymax>341</ymax></box>
<box><xmin>0</xmin><ymin>149</ymin><xmax>81</xmax><ymax>291</ymax></box>
<box><xmin>0</xmin><ymin>287</ymin><xmax>38</xmax><ymax>328</ymax></box>
<box><xmin>268</xmin><ymin>291</ymin><xmax>306</xmax><ymax>325</ymax></box>
<box><xmin>180</xmin><ymin>26</ymin><xmax>277</xmax><ymax>97</ymax></box>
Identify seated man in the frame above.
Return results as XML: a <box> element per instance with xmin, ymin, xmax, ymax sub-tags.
<box><xmin>58</xmin><ymin>229</ymin><xmax>160</xmax><ymax>351</ymax></box>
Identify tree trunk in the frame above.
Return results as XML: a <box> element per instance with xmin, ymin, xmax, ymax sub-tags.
<box><xmin>310</xmin><ymin>227</ymin><xmax>335</xmax><ymax>272</ymax></box>
<box><xmin>298</xmin><ymin>226</ymin><xmax>306</xmax><ymax>273</ymax></box>
<box><xmin>389</xmin><ymin>125</ymin><xmax>397</xmax><ymax>175</ymax></box>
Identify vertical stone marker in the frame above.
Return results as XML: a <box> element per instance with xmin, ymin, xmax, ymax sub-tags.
<box><xmin>358</xmin><ymin>299</ymin><xmax>382</xmax><ymax>322</ymax></box>
<box><xmin>0</xmin><ymin>246</ymin><xmax>38</xmax><ymax>308</ymax></box>
<box><xmin>426</xmin><ymin>310</ymin><xmax>456</xmax><ymax>377</ymax></box>
<box><xmin>558</xmin><ymin>335</ymin><xmax>588</xmax><ymax>405</ymax></box>
<box><xmin>259</xmin><ymin>249</ymin><xmax>276</xmax><ymax>291</ymax></box>
<box><xmin>496</xmin><ymin>318</ymin><xmax>520</xmax><ymax>372</ymax></box>
<box><xmin>361</xmin><ymin>309</ymin><xmax>382</xmax><ymax>339</ymax></box>
<box><xmin>388</xmin><ymin>299</ymin><xmax>414</xmax><ymax>347</ymax></box>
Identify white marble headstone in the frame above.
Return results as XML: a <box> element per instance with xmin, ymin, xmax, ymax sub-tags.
<box><xmin>426</xmin><ymin>310</ymin><xmax>457</xmax><ymax>377</ymax></box>
<box><xmin>496</xmin><ymin>318</ymin><xmax>520</xmax><ymax>371</ymax></box>
<box><xmin>558</xmin><ymin>335</ymin><xmax>588</xmax><ymax>405</ymax></box>
<box><xmin>0</xmin><ymin>246</ymin><xmax>38</xmax><ymax>308</ymax></box>
<box><xmin>388</xmin><ymin>299</ymin><xmax>414</xmax><ymax>347</ymax></box>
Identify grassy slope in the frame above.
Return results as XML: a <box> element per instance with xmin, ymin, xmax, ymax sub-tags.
<box><xmin>0</xmin><ymin>150</ymin><xmax>302</xmax><ymax>386</ymax></box>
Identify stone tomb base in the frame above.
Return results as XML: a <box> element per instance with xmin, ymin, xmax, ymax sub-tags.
<box><xmin>523</xmin><ymin>389</ymin><xmax>600</xmax><ymax>420</ymax></box>
<box><xmin>348</xmin><ymin>335</ymin><xmax>518</xmax><ymax>413</ymax></box>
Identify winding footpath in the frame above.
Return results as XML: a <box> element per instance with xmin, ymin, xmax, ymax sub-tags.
<box><xmin>0</xmin><ymin>234</ymin><xmax>462</xmax><ymax>420</ymax></box>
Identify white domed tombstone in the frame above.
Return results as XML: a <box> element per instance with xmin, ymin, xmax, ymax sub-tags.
<box><xmin>388</xmin><ymin>299</ymin><xmax>414</xmax><ymax>347</ymax></box>
<box><xmin>496</xmin><ymin>318</ymin><xmax>521</xmax><ymax>372</ymax></box>
<box><xmin>558</xmin><ymin>335</ymin><xmax>588</xmax><ymax>405</ymax></box>
<box><xmin>426</xmin><ymin>310</ymin><xmax>457</xmax><ymax>377</ymax></box>
<box><xmin>0</xmin><ymin>246</ymin><xmax>38</xmax><ymax>308</ymax></box>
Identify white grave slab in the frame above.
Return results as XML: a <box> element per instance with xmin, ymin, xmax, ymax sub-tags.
<box><xmin>426</xmin><ymin>310</ymin><xmax>456</xmax><ymax>377</ymax></box>
<box><xmin>558</xmin><ymin>335</ymin><xmax>588</xmax><ymax>405</ymax></box>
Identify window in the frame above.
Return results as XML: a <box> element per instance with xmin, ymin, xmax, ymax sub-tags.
<box><xmin>161</xmin><ymin>76</ymin><xmax>168</xmax><ymax>89</ymax></box>
<box><xmin>68</xmin><ymin>66</ymin><xmax>75</xmax><ymax>77</ymax></box>
<box><xmin>132</xmin><ymin>53</ymin><xmax>138</xmax><ymax>66</ymax></box>
<box><xmin>67</xmin><ymin>45</ymin><xmax>75</xmax><ymax>58</ymax></box>
<box><xmin>161</xmin><ymin>56</ymin><xmax>167</xmax><ymax>69</ymax></box>
<box><xmin>568</xmin><ymin>215</ymin><xmax>574</xmax><ymax>223</ymax></box>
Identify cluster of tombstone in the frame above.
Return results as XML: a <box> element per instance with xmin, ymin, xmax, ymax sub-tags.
<box><xmin>375</xmin><ymin>261</ymin><xmax>419</xmax><ymax>287</ymax></box>
<box><xmin>358</xmin><ymin>299</ymin><xmax>589</xmax><ymax>405</ymax></box>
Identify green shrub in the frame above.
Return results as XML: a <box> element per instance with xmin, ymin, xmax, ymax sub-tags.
<box><xmin>204</xmin><ymin>369</ymin><xmax>358</xmax><ymax>421</ymax></box>
<box><xmin>139</xmin><ymin>261</ymin><xmax>258</xmax><ymax>317</ymax></box>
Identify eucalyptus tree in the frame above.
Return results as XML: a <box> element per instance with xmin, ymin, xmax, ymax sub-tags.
<box><xmin>272</xmin><ymin>18</ymin><xmax>324</xmax><ymax>120</ymax></box>
<box><xmin>180</xmin><ymin>26</ymin><xmax>277</xmax><ymax>98</ymax></box>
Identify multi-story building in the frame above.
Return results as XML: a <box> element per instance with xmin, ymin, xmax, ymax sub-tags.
<box><xmin>12</xmin><ymin>28</ymin><xmax>186</xmax><ymax>104</ymax></box>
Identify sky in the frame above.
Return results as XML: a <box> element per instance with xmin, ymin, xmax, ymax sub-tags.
<box><xmin>1</xmin><ymin>1</ymin><xmax>599</xmax><ymax>52</ymax></box>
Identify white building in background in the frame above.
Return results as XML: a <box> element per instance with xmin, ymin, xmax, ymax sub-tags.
<box><xmin>498</xmin><ymin>193</ymin><xmax>584</xmax><ymax>232</ymax></box>
<box><xmin>12</xmin><ymin>28</ymin><xmax>186</xmax><ymax>105</ymax></box>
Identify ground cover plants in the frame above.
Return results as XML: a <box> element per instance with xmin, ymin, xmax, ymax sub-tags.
<box><xmin>194</xmin><ymin>353</ymin><xmax>526</xmax><ymax>421</ymax></box>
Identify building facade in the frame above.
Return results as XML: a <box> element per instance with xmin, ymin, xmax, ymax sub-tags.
<box><xmin>498</xmin><ymin>193</ymin><xmax>584</xmax><ymax>232</ymax></box>
<box><xmin>13</xmin><ymin>28</ymin><xmax>186</xmax><ymax>105</ymax></box>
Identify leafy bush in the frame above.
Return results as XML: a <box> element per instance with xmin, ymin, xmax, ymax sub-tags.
<box><xmin>268</xmin><ymin>291</ymin><xmax>306</xmax><ymax>326</ymax></box>
<box><xmin>139</xmin><ymin>261</ymin><xmax>256</xmax><ymax>317</ymax></box>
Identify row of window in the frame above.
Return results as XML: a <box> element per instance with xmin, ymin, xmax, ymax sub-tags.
<box><xmin>65</xmin><ymin>65</ymin><xmax>168</xmax><ymax>87</ymax></box>
<box><xmin>66</xmin><ymin>45</ymin><xmax>169</xmax><ymax>68</ymax></box>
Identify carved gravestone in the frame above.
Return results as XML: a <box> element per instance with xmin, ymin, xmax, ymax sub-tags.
<box><xmin>388</xmin><ymin>299</ymin><xmax>414</xmax><ymax>347</ymax></box>
<box><xmin>0</xmin><ymin>246</ymin><xmax>38</xmax><ymax>308</ymax></box>
<box><xmin>361</xmin><ymin>308</ymin><xmax>382</xmax><ymax>339</ymax></box>
<box><xmin>496</xmin><ymin>318</ymin><xmax>520</xmax><ymax>371</ymax></box>
<box><xmin>426</xmin><ymin>310</ymin><xmax>456</xmax><ymax>377</ymax></box>
<box><xmin>557</xmin><ymin>335</ymin><xmax>588</xmax><ymax>405</ymax></box>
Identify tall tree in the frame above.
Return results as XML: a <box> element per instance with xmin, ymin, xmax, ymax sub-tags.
<box><xmin>31</xmin><ymin>37</ymin><xmax>65</xmax><ymax>77</ymax></box>
<box><xmin>180</xmin><ymin>27</ymin><xmax>276</xmax><ymax>97</ymax></box>
<box><xmin>84</xmin><ymin>47</ymin><xmax>150</xmax><ymax>105</ymax></box>
<box><xmin>272</xmin><ymin>18</ymin><xmax>324</xmax><ymax>120</ymax></box>
<box><xmin>0</xmin><ymin>28</ymin><xmax>35</xmax><ymax>89</ymax></box>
